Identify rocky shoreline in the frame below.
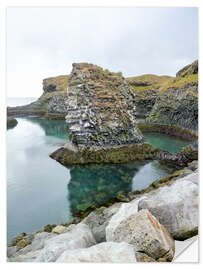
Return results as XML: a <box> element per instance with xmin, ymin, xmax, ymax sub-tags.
<box><xmin>7</xmin><ymin>161</ymin><xmax>198</xmax><ymax>262</ymax></box>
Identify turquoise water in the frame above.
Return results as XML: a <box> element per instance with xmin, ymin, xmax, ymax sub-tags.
<box><xmin>7</xmin><ymin>98</ymin><xmax>190</xmax><ymax>242</ymax></box>
<box><xmin>143</xmin><ymin>132</ymin><xmax>191</xmax><ymax>154</ymax></box>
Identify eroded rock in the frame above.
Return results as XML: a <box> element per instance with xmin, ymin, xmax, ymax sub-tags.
<box><xmin>56</xmin><ymin>242</ymin><xmax>137</xmax><ymax>263</ymax></box>
<box><xmin>138</xmin><ymin>175</ymin><xmax>198</xmax><ymax>240</ymax></box>
<box><xmin>106</xmin><ymin>206</ymin><xmax>174</xmax><ymax>261</ymax></box>
<box><xmin>36</xmin><ymin>223</ymin><xmax>96</xmax><ymax>262</ymax></box>
<box><xmin>81</xmin><ymin>203</ymin><xmax>121</xmax><ymax>243</ymax></box>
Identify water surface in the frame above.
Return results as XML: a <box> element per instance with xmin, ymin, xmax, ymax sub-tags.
<box><xmin>143</xmin><ymin>132</ymin><xmax>191</xmax><ymax>154</ymax></box>
<box><xmin>7</xmin><ymin>99</ymin><xmax>190</xmax><ymax>241</ymax></box>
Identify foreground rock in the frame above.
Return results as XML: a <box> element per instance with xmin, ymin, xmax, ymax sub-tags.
<box><xmin>56</xmin><ymin>242</ymin><xmax>137</xmax><ymax>263</ymax></box>
<box><xmin>81</xmin><ymin>203</ymin><xmax>122</xmax><ymax>243</ymax></box>
<box><xmin>148</xmin><ymin>60</ymin><xmax>198</xmax><ymax>130</ymax></box>
<box><xmin>9</xmin><ymin>224</ymin><xmax>96</xmax><ymax>262</ymax></box>
<box><xmin>8</xmin><ymin>169</ymin><xmax>198</xmax><ymax>263</ymax></box>
<box><xmin>106</xmin><ymin>206</ymin><xmax>175</xmax><ymax>261</ymax></box>
<box><xmin>36</xmin><ymin>224</ymin><xmax>96</xmax><ymax>262</ymax></box>
<box><xmin>138</xmin><ymin>172</ymin><xmax>198</xmax><ymax>240</ymax></box>
<box><xmin>7</xmin><ymin>118</ymin><xmax>18</xmax><ymax>129</ymax></box>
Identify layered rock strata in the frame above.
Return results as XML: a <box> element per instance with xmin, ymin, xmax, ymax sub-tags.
<box><xmin>65</xmin><ymin>63</ymin><xmax>144</xmax><ymax>146</ymax></box>
<box><xmin>126</xmin><ymin>74</ymin><xmax>171</xmax><ymax>119</ymax></box>
<box><xmin>148</xmin><ymin>60</ymin><xmax>198</xmax><ymax>130</ymax></box>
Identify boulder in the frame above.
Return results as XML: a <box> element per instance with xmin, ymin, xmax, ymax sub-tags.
<box><xmin>106</xmin><ymin>208</ymin><xmax>174</xmax><ymax>261</ymax></box>
<box><xmin>36</xmin><ymin>223</ymin><xmax>96</xmax><ymax>262</ymax></box>
<box><xmin>56</xmin><ymin>242</ymin><xmax>137</xmax><ymax>263</ymax></box>
<box><xmin>106</xmin><ymin>199</ymin><xmax>141</xmax><ymax>240</ymax></box>
<box><xmin>7</xmin><ymin>118</ymin><xmax>18</xmax><ymax>129</ymax></box>
<box><xmin>138</xmin><ymin>176</ymin><xmax>198</xmax><ymax>240</ymax></box>
<box><xmin>7</xmin><ymin>232</ymin><xmax>56</xmax><ymax>262</ymax></box>
<box><xmin>81</xmin><ymin>203</ymin><xmax>121</xmax><ymax>243</ymax></box>
<box><xmin>52</xmin><ymin>225</ymin><xmax>67</xmax><ymax>234</ymax></box>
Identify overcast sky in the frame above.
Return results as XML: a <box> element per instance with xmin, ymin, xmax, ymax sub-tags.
<box><xmin>7</xmin><ymin>7</ymin><xmax>198</xmax><ymax>97</ymax></box>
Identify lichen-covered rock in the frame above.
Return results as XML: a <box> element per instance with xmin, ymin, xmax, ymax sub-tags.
<box><xmin>36</xmin><ymin>223</ymin><xmax>96</xmax><ymax>262</ymax></box>
<box><xmin>56</xmin><ymin>242</ymin><xmax>137</xmax><ymax>263</ymax></box>
<box><xmin>106</xmin><ymin>208</ymin><xmax>175</xmax><ymax>261</ymax></box>
<box><xmin>148</xmin><ymin>60</ymin><xmax>198</xmax><ymax>130</ymax></box>
<box><xmin>138</xmin><ymin>175</ymin><xmax>198</xmax><ymax>240</ymax></box>
<box><xmin>52</xmin><ymin>225</ymin><xmax>67</xmax><ymax>234</ymax></box>
<box><xmin>65</xmin><ymin>63</ymin><xmax>144</xmax><ymax>146</ymax></box>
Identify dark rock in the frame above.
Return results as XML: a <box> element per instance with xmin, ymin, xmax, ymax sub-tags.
<box><xmin>148</xmin><ymin>60</ymin><xmax>198</xmax><ymax>130</ymax></box>
<box><xmin>65</xmin><ymin>63</ymin><xmax>144</xmax><ymax>147</ymax></box>
<box><xmin>7</xmin><ymin>117</ymin><xmax>18</xmax><ymax>129</ymax></box>
<box><xmin>126</xmin><ymin>74</ymin><xmax>172</xmax><ymax>118</ymax></box>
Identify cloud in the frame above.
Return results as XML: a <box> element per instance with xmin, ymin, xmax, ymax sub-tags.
<box><xmin>7</xmin><ymin>7</ymin><xmax>198</xmax><ymax>97</ymax></box>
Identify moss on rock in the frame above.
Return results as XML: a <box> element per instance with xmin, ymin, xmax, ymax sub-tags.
<box><xmin>50</xmin><ymin>142</ymin><xmax>159</xmax><ymax>166</ymax></box>
<box><xmin>137</xmin><ymin>122</ymin><xmax>198</xmax><ymax>141</ymax></box>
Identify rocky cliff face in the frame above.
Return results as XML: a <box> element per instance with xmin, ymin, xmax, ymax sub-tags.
<box><xmin>148</xmin><ymin>60</ymin><xmax>198</xmax><ymax>130</ymax></box>
<box><xmin>36</xmin><ymin>75</ymin><xmax>69</xmax><ymax>114</ymax></box>
<box><xmin>126</xmin><ymin>75</ymin><xmax>171</xmax><ymax>119</ymax></box>
<box><xmin>7</xmin><ymin>75</ymin><xmax>69</xmax><ymax>118</ymax></box>
<box><xmin>65</xmin><ymin>63</ymin><xmax>144</xmax><ymax>146</ymax></box>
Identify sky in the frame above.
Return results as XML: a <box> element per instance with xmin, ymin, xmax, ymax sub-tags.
<box><xmin>7</xmin><ymin>7</ymin><xmax>198</xmax><ymax>98</ymax></box>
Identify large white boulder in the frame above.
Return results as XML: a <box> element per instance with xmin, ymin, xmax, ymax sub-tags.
<box><xmin>138</xmin><ymin>178</ymin><xmax>198</xmax><ymax>240</ymax></box>
<box><xmin>36</xmin><ymin>223</ymin><xmax>96</xmax><ymax>262</ymax></box>
<box><xmin>106</xmin><ymin>198</ymin><xmax>141</xmax><ymax>241</ymax></box>
<box><xmin>56</xmin><ymin>242</ymin><xmax>137</xmax><ymax>263</ymax></box>
<box><xmin>106</xmin><ymin>208</ymin><xmax>175</xmax><ymax>261</ymax></box>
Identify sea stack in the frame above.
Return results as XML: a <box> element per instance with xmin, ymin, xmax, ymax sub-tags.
<box><xmin>66</xmin><ymin>63</ymin><xmax>143</xmax><ymax>146</ymax></box>
<box><xmin>50</xmin><ymin>63</ymin><xmax>151</xmax><ymax>165</ymax></box>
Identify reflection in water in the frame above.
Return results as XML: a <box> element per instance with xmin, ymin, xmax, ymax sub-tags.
<box><xmin>132</xmin><ymin>160</ymin><xmax>174</xmax><ymax>191</ymax></box>
<box><xmin>7</xmin><ymin>116</ymin><xmax>182</xmax><ymax>241</ymax></box>
<box><xmin>67</xmin><ymin>161</ymin><xmax>174</xmax><ymax>215</ymax></box>
<box><xmin>25</xmin><ymin>117</ymin><xmax>69</xmax><ymax>140</ymax></box>
<box><xmin>68</xmin><ymin>163</ymin><xmax>135</xmax><ymax>214</ymax></box>
<box><xmin>7</xmin><ymin>117</ymin><xmax>70</xmax><ymax>242</ymax></box>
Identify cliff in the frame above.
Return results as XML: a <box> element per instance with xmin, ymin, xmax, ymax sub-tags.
<box><xmin>7</xmin><ymin>75</ymin><xmax>69</xmax><ymax>118</ymax></box>
<box><xmin>148</xmin><ymin>60</ymin><xmax>198</xmax><ymax>130</ymax></box>
<box><xmin>126</xmin><ymin>74</ymin><xmax>172</xmax><ymax>119</ymax></box>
